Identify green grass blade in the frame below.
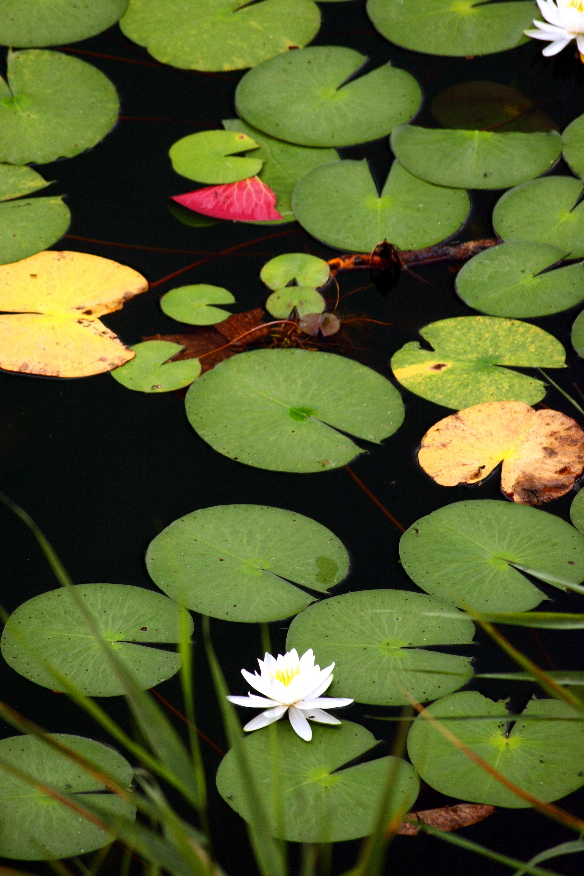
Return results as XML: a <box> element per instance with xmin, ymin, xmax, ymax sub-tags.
<box><xmin>512</xmin><ymin>839</ymin><xmax>584</xmax><ymax>876</ymax></box>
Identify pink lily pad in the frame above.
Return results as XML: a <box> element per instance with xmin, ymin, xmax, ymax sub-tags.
<box><xmin>171</xmin><ymin>176</ymin><xmax>282</xmax><ymax>222</ymax></box>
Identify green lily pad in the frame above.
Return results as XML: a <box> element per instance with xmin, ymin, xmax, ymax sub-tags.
<box><xmin>0</xmin><ymin>165</ymin><xmax>70</xmax><ymax>264</ymax></box>
<box><xmin>146</xmin><ymin>504</ymin><xmax>349</xmax><ymax>622</ymax></box>
<box><xmin>493</xmin><ymin>177</ymin><xmax>584</xmax><ymax>258</ymax></box>
<box><xmin>216</xmin><ymin>720</ymin><xmax>419</xmax><ymax>842</ymax></box>
<box><xmin>390</xmin><ymin>316</ymin><xmax>566</xmax><ymax>410</ymax></box>
<box><xmin>367</xmin><ymin>0</ymin><xmax>534</xmax><ymax>56</ymax></box>
<box><xmin>0</xmin><ymin>734</ymin><xmax>135</xmax><ymax>860</ymax></box>
<box><xmin>431</xmin><ymin>81</ymin><xmax>558</xmax><ymax>133</ymax></box>
<box><xmin>455</xmin><ymin>242</ymin><xmax>584</xmax><ymax>317</ymax></box>
<box><xmin>572</xmin><ymin>309</ymin><xmax>584</xmax><ymax>357</ymax></box>
<box><xmin>399</xmin><ymin>500</ymin><xmax>584</xmax><ymax>612</ymax></box>
<box><xmin>286</xmin><ymin>590</ymin><xmax>474</xmax><ymax>705</ymax></box>
<box><xmin>223</xmin><ymin>119</ymin><xmax>339</xmax><ymax>223</ymax></box>
<box><xmin>160</xmin><ymin>285</ymin><xmax>235</xmax><ymax>325</ymax></box>
<box><xmin>0</xmin><ymin>49</ymin><xmax>119</xmax><ymax>165</ymax></box>
<box><xmin>292</xmin><ymin>159</ymin><xmax>470</xmax><ymax>252</ymax></box>
<box><xmin>0</xmin><ymin>583</ymin><xmax>193</xmax><ymax>696</ymax></box>
<box><xmin>260</xmin><ymin>253</ymin><xmax>330</xmax><ymax>290</ymax></box>
<box><xmin>169</xmin><ymin>130</ymin><xmax>262</xmax><ymax>184</ymax></box>
<box><xmin>390</xmin><ymin>125</ymin><xmax>561</xmax><ymax>190</ymax></box>
<box><xmin>235</xmin><ymin>46</ymin><xmax>421</xmax><ymax>147</ymax></box>
<box><xmin>562</xmin><ymin>112</ymin><xmax>584</xmax><ymax>178</ymax></box>
<box><xmin>266</xmin><ymin>286</ymin><xmax>325</xmax><ymax>319</ymax></box>
<box><xmin>0</xmin><ymin>0</ymin><xmax>128</xmax><ymax>47</ymax></box>
<box><xmin>184</xmin><ymin>348</ymin><xmax>405</xmax><ymax>472</ymax></box>
<box><xmin>120</xmin><ymin>0</ymin><xmax>321</xmax><ymax>71</ymax></box>
<box><xmin>407</xmin><ymin>692</ymin><xmax>584</xmax><ymax>807</ymax></box>
<box><xmin>111</xmin><ymin>341</ymin><xmax>201</xmax><ymax>393</ymax></box>
<box><xmin>570</xmin><ymin>489</ymin><xmax>584</xmax><ymax>535</ymax></box>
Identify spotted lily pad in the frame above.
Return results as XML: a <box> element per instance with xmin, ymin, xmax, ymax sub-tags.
<box><xmin>169</xmin><ymin>130</ymin><xmax>262</xmax><ymax>184</ymax></box>
<box><xmin>160</xmin><ymin>285</ymin><xmax>235</xmax><ymax>325</ymax></box>
<box><xmin>0</xmin><ymin>165</ymin><xmax>70</xmax><ymax>266</ymax></box>
<box><xmin>0</xmin><ymin>0</ymin><xmax>129</xmax><ymax>47</ymax></box>
<box><xmin>235</xmin><ymin>46</ymin><xmax>421</xmax><ymax>147</ymax></box>
<box><xmin>286</xmin><ymin>590</ymin><xmax>474</xmax><ymax>705</ymax></box>
<box><xmin>390</xmin><ymin>316</ymin><xmax>566</xmax><ymax>409</ymax></box>
<box><xmin>146</xmin><ymin>504</ymin><xmax>349</xmax><ymax>622</ymax></box>
<box><xmin>562</xmin><ymin>112</ymin><xmax>584</xmax><ymax>178</ymax></box>
<box><xmin>217</xmin><ymin>720</ymin><xmax>419</xmax><ymax>842</ymax></box>
<box><xmin>367</xmin><ymin>0</ymin><xmax>534</xmax><ymax>57</ymax></box>
<box><xmin>266</xmin><ymin>287</ymin><xmax>326</xmax><ymax>319</ymax></box>
<box><xmin>184</xmin><ymin>348</ymin><xmax>405</xmax><ymax>472</ymax></box>
<box><xmin>260</xmin><ymin>253</ymin><xmax>330</xmax><ymax>290</ymax></box>
<box><xmin>400</xmin><ymin>500</ymin><xmax>584</xmax><ymax>612</ymax></box>
<box><xmin>0</xmin><ymin>583</ymin><xmax>193</xmax><ymax>696</ymax></box>
<box><xmin>120</xmin><ymin>0</ymin><xmax>321</xmax><ymax>71</ymax></box>
<box><xmin>456</xmin><ymin>242</ymin><xmax>584</xmax><ymax>317</ymax></box>
<box><xmin>390</xmin><ymin>126</ymin><xmax>561</xmax><ymax>190</ymax></box>
<box><xmin>111</xmin><ymin>340</ymin><xmax>201</xmax><ymax>393</ymax></box>
<box><xmin>292</xmin><ymin>159</ymin><xmax>470</xmax><ymax>252</ymax></box>
<box><xmin>0</xmin><ymin>49</ymin><xmax>119</xmax><ymax>165</ymax></box>
<box><xmin>407</xmin><ymin>692</ymin><xmax>584</xmax><ymax>807</ymax></box>
<box><xmin>0</xmin><ymin>734</ymin><xmax>135</xmax><ymax>860</ymax></box>
<box><xmin>493</xmin><ymin>177</ymin><xmax>584</xmax><ymax>258</ymax></box>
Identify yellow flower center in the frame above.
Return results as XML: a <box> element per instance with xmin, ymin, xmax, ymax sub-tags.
<box><xmin>273</xmin><ymin>666</ymin><xmax>300</xmax><ymax>686</ymax></box>
<box><xmin>568</xmin><ymin>0</ymin><xmax>584</xmax><ymax>11</ymax></box>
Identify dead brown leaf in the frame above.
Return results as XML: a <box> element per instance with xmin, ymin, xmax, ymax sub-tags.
<box><xmin>398</xmin><ymin>803</ymin><xmax>495</xmax><ymax>836</ymax></box>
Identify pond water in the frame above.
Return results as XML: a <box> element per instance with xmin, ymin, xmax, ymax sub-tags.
<box><xmin>2</xmin><ymin>1</ymin><xmax>584</xmax><ymax>874</ymax></box>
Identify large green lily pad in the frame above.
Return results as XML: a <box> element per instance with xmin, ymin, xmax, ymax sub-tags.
<box><xmin>455</xmin><ymin>242</ymin><xmax>584</xmax><ymax>318</ymax></box>
<box><xmin>292</xmin><ymin>159</ymin><xmax>469</xmax><ymax>252</ymax></box>
<box><xmin>184</xmin><ymin>348</ymin><xmax>405</xmax><ymax>472</ymax></box>
<box><xmin>431</xmin><ymin>81</ymin><xmax>558</xmax><ymax>134</ymax></box>
<box><xmin>407</xmin><ymin>692</ymin><xmax>584</xmax><ymax>807</ymax></box>
<box><xmin>146</xmin><ymin>504</ymin><xmax>349</xmax><ymax>622</ymax></box>
<box><xmin>399</xmin><ymin>500</ymin><xmax>584</xmax><ymax>612</ymax></box>
<box><xmin>493</xmin><ymin>177</ymin><xmax>584</xmax><ymax>258</ymax></box>
<box><xmin>286</xmin><ymin>590</ymin><xmax>474</xmax><ymax>705</ymax></box>
<box><xmin>0</xmin><ymin>49</ymin><xmax>119</xmax><ymax>165</ymax></box>
<box><xmin>235</xmin><ymin>46</ymin><xmax>421</xmax><ymax>148</ymax></box>
<box><xmin>216</xmin><ymin>720</ymin><xmax>419</xmax><ymax>842</ymax></box>
<box><xmin>390</xmin><ymin>125</ymin><xmax>561</xmax><ymax>190</ymax></box>
<box><xmin>390</xmin><ymin>316</ymin><xmax>565</xmax><ymax>409</ymax></box>
<box><xmin>120</xmin><ymin>0</ymin><xmax>321</xmax><ymax>71</ymax></box>
<box><xmin>367</xmin><ymin>0</ymin><xmax>534</xmax><ymax>56</ymax></box>
<box><xmin>0</xmin><ymin>0</ymin><xmax>128</xmax><ymax>47</ymax></box>
<box><xmin>562</xmin><ymin>112</ymin><xmax>584</xmax><ymax>178</ymax></box>
<box><xmin>169</xmin><ymin>130</ymin><xmax>262</xmax><ymax>185</ymax></box>
<box><xmin>570</xmin><ymin>489</ymin><xmax>584</xmax><ymax>535</ymax></box>
<box><xmin>223</xmin><ymin>118</ymin><xmax>338</xmax><ymax>223</ymax></box>
<box><xmin>0</xmin><ymin>165</ymin><xmax>70</xmax><ymax>266</ymax></box>
<box><xmin>1</xmin><ymin>583</ymin><xmax>193</xmax><ymax>696</ymax></box>
<box><xmin>111</xmin><ymin>341</ymin><xmax>202</xmax><ymax>393</ymax></box>
<box><xmin>0</xmin><ymin>734</ymin><xmax>135</xmax><ymax>860</ymax></box>
<box><xmin>572</xmin><ymin>309</ymin><xmax>584</xmax><ymax>358</ymax></box>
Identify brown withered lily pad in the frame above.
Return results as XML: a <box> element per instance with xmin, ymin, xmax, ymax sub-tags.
<box><xmin>398</xmin><ymin>803</ymin><xmax>495</xmax><ymax>836</ymax></box>
<box><xmin>418</xmin><ymin>401</ymin><xmax>584</xmax><ymax>505</ymax></box>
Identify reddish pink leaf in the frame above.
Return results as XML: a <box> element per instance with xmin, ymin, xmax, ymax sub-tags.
<box><xmin>172</xmin><ymin>177</ymin><xmax>282</xmax><ymax>222</ymax></box>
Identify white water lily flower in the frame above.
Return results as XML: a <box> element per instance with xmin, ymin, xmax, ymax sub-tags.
<box><xmin>227</xmin><ymin>648</ymin><xmax>353</xmax><ymax>742</ymax></box>
<box><xmin>525</xmin><ymin>0</ymin><xmax>584</xmax><ymax>57</ymax></box>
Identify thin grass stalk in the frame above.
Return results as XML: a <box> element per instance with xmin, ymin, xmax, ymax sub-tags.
<box><xmin>511</xmin><ymin>839</ymin><xmax>584</xmax><ymax>876</ymax></box>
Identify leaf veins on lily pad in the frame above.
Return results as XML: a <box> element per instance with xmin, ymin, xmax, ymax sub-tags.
<box><xmin>172</xmin><ymin>177</ymin><xmax>282</xmax><ymax>222</ymax></box>
<box><xmin>418</xmin><ymin>401</ymin><xmax>584</xmax><ymax>505</ymax></box>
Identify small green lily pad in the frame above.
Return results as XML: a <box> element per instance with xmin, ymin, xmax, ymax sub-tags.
<box><xmin>286</xmin><ymin>590</ymin><xmax>474</xmax><ymax>705</ymax></box>
<box><xmin>185</xmin><ymin>348</ymin><xmax>405</xmax><ymax>472</ymax></box>
<box><xmin>0</xmin><ymin>164</ymin><xmax>70</xmax><ymax>264</ymax></box>
<box><xmin>292</xmin><ymin>159</ymin><xmax>470</xmax><ymax>252</ymax></box>
<box><xmin>390</xmin><ymin>125</ymin><xmax>561</xmax><ymax>190</ymax></box>
<box><xmin>0</xmin><ymin>0</ymin><xmax>128</xmax><ymax>47</ymax></box>
<box><xmin>572</xmin><ymin>309</ymin><xmax>584</xmax><ymax>357</ymax></box>
<box><xmin>407</xmin><ymin>692</ymin><xmax>584</xmax><ymax>807</ymax></box>
<box><xmin>431</xmin><ymin>81</ymin><xmax>558</xmax><ymax>133</ymax></box>
<box><xmin>390</xmin><ymin>316</ymin><xmax>566</xmax><ymax>409</ymax></box>
<box><xmin>120</xmin><ymin>0</ymin><xmax>321</xmax><ymax>71</ymax></box>
<box><xmin>0</xmin><ymin>734</ymin><xmax>135</xmax><ymax>860</ymax></box>
<box><xmin>266</xmin><ymin>286</ymin><xmax>325</xmax><ymax>319</ymax></box>
<box><xmin>260</xmin><ymin>252</ymin><xmax>330</xmax><ymax>290</ymax></box>
<box><xmin>217</xmin><ymin>720</ymin><xmax>419</xmax><ymax>842</ymax></box>
<box><xmin>570</xmin><ymin>490</ymin><xmax>584</xmax><ymax>535</ymax></box>
<box><xmin>493</xmin><ymin>177</ymin><xmax>584</xmax><ymax>258</ymax></box>
<box><xmin>160</xmin><ymin>285</ymin><xmax>235</xmax><ymax>325</ymax></box>
<box><xmin>0</xmin><ymin>49</ymin><xmax>119</xmax><ymax>165</ymax></box>
<box><xmin>400</xmin><ymin>500</ymin><xmax>584</xmax><ymax>612</ymax></box>
<box><xmin>167</xmin><ymin>199</ymin><xmax>218</xmax><ymax>228</ymax></box>
<box><xmin>111</xmin><ymin>341</ymin><xmax>201</xmax><ymax>393</ymax></box>
<box><xmin>455</xmin><ymin>242</ymin><xmax>584</xmax><ymax>317</ymax></box>
<box><xmin>169</xmin><ymin>130</ymin><xmax>262</xmax><ymax>184</ymax></box>
<box><xmin>0</xmin><ymin>164</ymin><xmax>49</xmax><ymax>200</ymax></box>
<box><xmin>146</xmin><ymin>504</ymin><xmax>349</xmax><ymax>622</ymax></box>
<box><xmin>367</xmin><ymin>0</ymin><xmax>534</xmax><ymax>57</ymax></box>
<box><xmin>0</xmin><ymin>583</ymin><xmax>194</xmax><ymax>696</ymax></box>
<box><xmin>235</xmin><ymin>46</ymin><xmax>421</xmax><ymax>147</ymax></box>
<box><xmin>562</xmin><ymin>112</ymin><xmax>584</xmax><ymax>178</ymax></box>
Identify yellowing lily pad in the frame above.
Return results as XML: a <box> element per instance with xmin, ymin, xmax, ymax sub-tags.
<box><xmin>418</xmin><ymin>401</ymin><xmax>584</xmax><ymax>505</ymax></box>
<box><xmin>390</xmin><ymin>316</ymin><xmax>566</xmax><ymax>409</ymax></box>
<box><xmin>0</xmin><ymin>251</ymin><xmax>148</xmax><ymax>378</ymax></box>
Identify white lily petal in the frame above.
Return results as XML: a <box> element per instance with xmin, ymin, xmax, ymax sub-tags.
<box><xmin>227</xmin><ymin>694</ymin><xmax>280</xmax><ymax>708</ymax></box>
<box><xmin>297</xmin><ymin>663</ymin><xmax>335</xmax><ymax>699</ymax></box>
<box><xmin>298</xmin><ymin>696</ymin><xmax>354</xmax><ymax>709</ymax></box>
<box><xmin>288</xmin><ymin>706</ymin><xmax>312</xmax><ymax>741</ymax></box>
<box><xmin>241</xmin><ymin>668</ymin><xmax>280</xmax><ymax>699</ymax></box>
<box><xmin>537</xmin><ymin>0</ymin><xmax>564</xmax><ymax>26</ymax></box>
<box><xmin>531</xmin><ymin>19</ymin><xmax>570</xmax><ymax>32</ymax></box>
<box><xmin>305</xmin><ymin>708</ymin><xmax>342</xmax><ymax>725</ymax></box>
<box><xmin>525</xmin><ymin>27</ymin><xmax>560</xmax><ymax>38</ymax></box>
<box><xmin>243</xmin><ymin>710</ymin><xmax>285</xmax><ymax>732</ymax></box>
<box><xmin>577</xmin><ymin>31</ymin><xmax>584</xmax><ymax>49</ymax></box>
<box><xmin>542</xmin><ymin>35</ymin><xmax>574</xmax><ymax>52</ymax></box>
<box><xmin>298</xmin><ymin>648</ymin><xmax>316</xmax><ymax>671</ymax></box>
<box><xmin>302</xmin><ymin>672</ymin><xmax>335</xmax><ymax>700</ymax></box>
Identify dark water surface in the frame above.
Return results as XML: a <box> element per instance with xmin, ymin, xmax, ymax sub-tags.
<box><xmin>2</xmin><ymin>2</ymin><xmax>584</xmax><ymax>873</ymax></box>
